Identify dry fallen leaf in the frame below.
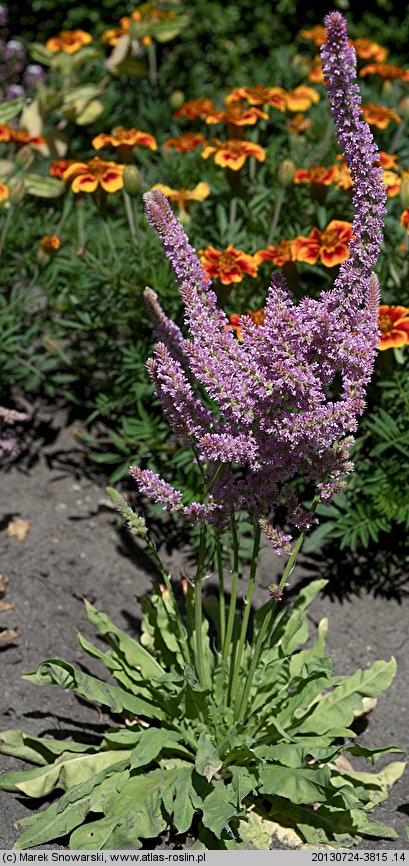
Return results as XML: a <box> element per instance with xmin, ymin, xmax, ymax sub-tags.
<box><xmin>0</xmin><ymin>628</ymin><xmax>19</xmax><ymax>645</ymax></box>
<box><xmin>7</xmin><ymin>519</ymin><xmax>30</xmax><ymax>541</ymax></box>
<box><xmin>0</xmin><ymin>574</ymin><xmax>9</xmax><ymax>594</ymax></box>
<box><xmin>0</xmin><ymin>601</ymin><xmax>16</xmax><ymax>612</ymax></box>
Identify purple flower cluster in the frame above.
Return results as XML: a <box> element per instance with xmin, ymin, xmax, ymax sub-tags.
<box><xmin>0</xmin><ymin>6</ymin><xmax>46</xmax><ymax>101</ymax></box>
<box><xmin>0</xmin><ymin>405</ymin><xmax>27</xmax><ymax>460</ymax></box>
<box><xmin>130</xmin><ymin>13</ymin><xmax>385</xmax><ymax>545</ymax></box>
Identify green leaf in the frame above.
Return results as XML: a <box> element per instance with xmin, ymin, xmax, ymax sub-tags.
<box><xmin>24</xmin><ymin>173</ymin><xmax>64</xmax><ymax>198</ymax></box>
<box><xmin>69</xmin><ymin>817</ymin><xmax>123</xmax><ymax>850</ymax></box>
<box><xmin>14</xmin><ymin>795</ymin><xmax>91</xmax><ymax>850</ymax></box>
<box><xmin>29</xmin><ymin>42</ymin><xmax>54</xmax><ymax>65</ymax></box>
<box><xmin>129</xmin><ymin>728</ymin><xmax>183</xmax><ymax>770</ymax></box>
<box><xmin>289</xmin><ymin>617</ymin><xmax>329</xmax><ymax>678</ymax></box>
<box><xmin>195</xmin><ymin>730</ymin><xmax>222</xmax><ymax>781</ymax></box>
<box><xmin>84</xmin><ymin>602</ymin><xmax>165</xmax><ymax>679</ymax></box>
<box><xmin>1</xmin><ymin>750</ymin><xmax>131</xmax><ymax>798</ymax></box>
<box><xmin>295</xmin><ymin>658</ymin><xmax>397</xmax><ymax>735</ymax></box>
<box><xmin>346</xmin><ymin>744</ymin><xmax>405</xmax><ymax>766</ymax></box>
<box><xmin>0</xmin><ymin>729</ymin><xmax>96</xmax><ymax>766</ymax></box>
<box><xmin>259</xmin><ymin>763</ymin><xmax>333</xmax><ymax>804</ymax></box>
<box><xmin>200</xmin><ymin>781</ymin><xmax>240</xmax><ymax>836</ymax></box>
<box><xmin>0</xmin><ymin>97</ymin><xmax>24</xmax><ymax>123</ymax></box>
<box><xmin>23</xmin><ymin>659</ymin><xmax>165</xmax><ymax>720</ymax></box>
<box><xmin>280</xmin><ymin>608</ymin><xmax>309</xmax><ymax>655</ymax></box>
<box><xmin>101</xmin><ymin>768</ymin><xmax>177</xmax><ymax>839</ymax></box>
<box><xmin>161</xmin><ymin>766</ymin><xmax>195</xmax><ymax>834</ymax></box>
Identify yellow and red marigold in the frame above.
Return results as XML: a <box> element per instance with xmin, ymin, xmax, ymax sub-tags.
<box><xmin>0</xmin><ymin>182</ymin><xmax>9</xmax><ymax>203</ymax></box>
<box><xmin>254</xmin><ymin>240</ymin><xmax>297</xmax><ymax>267</ymax></box>
<box><xmin>204</xmin><ymin>103</ymin><xmax>269</xmax><ymax>128</ymax></box>
<box><xmin>153</xmin><ymin>182</ymin><xmax>210</xmax><ymax>213</ymax></box>
<box><xmin>400</xmin><ymin>209</ymin><xmax>409</xmax><ymax>233</ymax></box>
<box><xmin>199</xmin><ymin>244</ymin><xmax>258</xmax><ymax>284</ymax></box>
<box><xmin>201</xmin><ymin>138</ymin><xmax>265</xmax><ymax>171</ymax></box>
<box><xmin>383</xmin><ymin>170</ymin><xmax>401</xmax><ymax>198</ymax></box>
<box><xmin>352</xmin><ymin>38</ymin><xmax>388</xmax><ymax>63</ymax></box>
<box><xmin>293</xmin><ymin>220</ymin><xmax>353</xmax><ymax>268</ymax></box>
<box><xmin>294</xmin><ymin>165</ymin><xmax>336</xmax><ymax>186</ymax></box>
<box><xmin>46</xmin><ymin>29</ymin><xmax>93</xmax><ymax>54</ymax></box>
<box><xmin>299</xmin><ymin>25</ymin><xmax>327</xmax><ymax>46</ymax></box>
<box><xmin>226</xmin><ymin>85</ymin><xmax>286</xmax><ymax>112</ymax></box>
<box><xmin>162</xmin><ymin>133</ymin><xmax>207</xmax><ymax>152</ymax></box>
<box><xmin>362</xmin><ymin>103</ymin><xmax>401</xmax><ymax>129</ymax></box>
<box><xmin>63</xmin><ymin>157</ymin><xmax>125</xmax><ymax>193</ymax></box>
<box><xmin>378</xmin><ymin>306</ymin><xmax>409</xmax><ymax>350</ymax></box>
<box><xmin>284</xmin><ymin>85</ymin><xmax>320</xmax><ymax>113</ymax></box>
<box><xmin>287</xmin><ymin>114</ymin><xmax>312</xmax><ymax>136</ymax></box>
<box><xmin>226</xmin><ymin>308</ymin><xmax>265</xmax><ymax>341</ymax></box>
<box><xmin>92</xmin><ymin>128</ymin><xmax>157</xmax><ymax>152</ymax></box>
<box><xmin>101</xmin><ymin>7</ymin><xmax>176</xmax><ymax>47</ymax></box>
<box><xmin>0</xmin><ymin>124</ymin><xmax>44</xmax><ymax>148</ymax></box>
<box><xmin>50</xmin><ymin>159</ymin><xmax>75</xmax><ymax>178</ymax></box>
<box><xmin>360</xmin><ymin>62</ymin><xmax>409</xmax><ymax>81</ymax></box>
<box><xmin>40</xmin><ymin>234</ymin><xmax>61</xmax><ymax>252</ymax></box>
<box><xmin>174</xmin><ymin>99</ymin><xmax>216</xmax><ymax>120</ymax></box>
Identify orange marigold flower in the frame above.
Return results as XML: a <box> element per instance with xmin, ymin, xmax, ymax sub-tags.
<box><xmin>201</xmin><ymin>138</ymin><xmax>265</xmax><ymax>171</ymax></box>
<box><xmin>400</xmin><ymin>209</ymin><xmax>409</xmax><ymax>232</ymax></box>
<box><xmin>174</xmin><ymin>98</ymin><xmax>216</xmax><ymax>120</ymax></box>
<box><xmin>351</xmin><ymin>38</ymin><xmax>388</xmax><ymax>63</ymax></box>
<box><xmin>378</xmin><ymin>305</ymin><xmax>409</xmax><ymax>350</ymax></box>
<box><xmin>0</xmin><ymin>182</ymin><xmax>9</xmax><ymax>203</ymax></box>
<box><xmin>287</xmin><ymin>114</ymin><xmax>312</xmax><ymax>136</ymax></box>
<box><xmin>299</xmin><ymin>25</ymin><xmax>327</xmax><ymax>46</ymax></box>
<box><xmin>153</xmin><ymin>182</ymin><xmax>210</xmax><ymax>212</ymax></box>
<box><xmin>0</xmin><ymin>124</ymin><xmax>44</xmax><ymax>148</ymax></box>
<box><xmin>226</xmin><ymin>308</ymin><xmax>265</xmax><ymax>341</ymax></box>
<box><xmin>226</xmin><ymin>85</ymin><xmax>286</xmax><ymax>112</ymax></box>
<box><xmin>46</xmin><ymin>29</ymin><xmax>93</xmax><ymax>54</ymax></box>
<box><xmin>383</xmin><ymin>170</ymin><xmax>401</xmax><ymax>198</ymax></box>
<box><xmin>50</xmin><ymin>159</ymin><xmax>75</xmax><ymax>179</ymax></box>
<box><xmin>204</xmin><ymin>103</ymin><xmax>268</xmax><ymax>127</ymax></box>
<box><xmin>378</xmin><ymin>152</ymin><xmax>398</xmax><ymax>170</ymax></box>
<box><xmin>294</xmin><ymin>165</ymin><xmax>336</xmax><ymax>186</ymax></box>
<box><xmin>199</xmin><ymin>244</ymin><xmax>258</xmax><ymax>284</ymax></box>
<box><xmin>100</xmin><ymin>27</ymin><xmax>123</xmax><ymax>46</ymax></box>
<box><xmin>360</xmin><ymin>62</ymin><xmax>409</xmax><ymax>81</ymax></box>
<box><xmin>101</xmin><ymin>7</ymin><xmax>175</xmax><ymax>47</ymax></box>
<box><xmin>63</xmin><ymin>156</ymin><xmax>125</xmax><ymax>193</ymax></box>
<box><xmin>40</xmin><ymin>234</ymin><xmax>61</xmax><ymax>252</ymax></box>
<box><xmin>362</xmin><ymin>103</ymin><xmax>401</xmax><ymax>129</ymax></box>
<box><xmin>308</xmin><ymin>58</ymin><xmax>324</xmax><ymax>84</ymax></box>
<box><xmin>162</xmin><ymin>132</ymin><xmax>207</xmax><ymax>152</ymax></box>
<box><xmin>254</xmin><ymin>241</ymin><xmax>297</xmax><ymax>267</ymax></box>
<box><xmin>92</xmin><ymin>128</ymin><xmax>157</xmax><ymax>152</ymax></box>
<box><xmin>284</xmin><ymin>85</ymin><xmax>320</xmax><ymax>113</ymax></box>
<box><xmin>293</xmin><ymin>220</ymin><xmax>353</xmax><ymax>268</ymax></box>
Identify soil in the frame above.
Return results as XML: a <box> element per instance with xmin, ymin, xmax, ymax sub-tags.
<box><xmin>1</xmin><ymin>409</ymin><xmax>408</xmax><ymax>850</ymax></box>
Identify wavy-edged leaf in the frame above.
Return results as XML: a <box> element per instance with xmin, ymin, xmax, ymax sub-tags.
<box><xmin>23</xmin><ymin>659</ymin><xmax>165</xmax><ymax>720</ymax></box>
<box><xmin>0</xmin><ymin>728</ymin><xmax>96</xmax><ymax>766</ymax></box>
<box><xmin>295</xmin><ymin>658</ymin><xmax>397</xmax><ymax>735</ymax></box>
<box><xmin>84</xmin><ymin>602</ymin><xmax>165</xmax><ymax>679</ymax></box>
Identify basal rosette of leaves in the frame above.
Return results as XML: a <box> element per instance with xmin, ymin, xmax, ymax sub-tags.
<box><xmin>0</xmin><ymin>578</ymin><xmax>404</xmax><ymax>850</ymax></box>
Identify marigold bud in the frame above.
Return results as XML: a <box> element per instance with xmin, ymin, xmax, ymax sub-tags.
<box><xmin>8</xmin><ymin>179</ymin><xmax>25</xmax><ymax>204</ymax></box>
<box><xmin>169</xmin><ymin>89</ymin><xmax>185</xmax><ymax>110</ymax></box>
<box><xmin>123</xmin><ymin>164</ymin><xmax>142</xmax><ymax>197</ymax></box>
<box><xmin>399</xmin><ymin>96</ymin><xmax>409</xmax><ymax>120</ymax></box>
<box><xmin>15</xmin><ymin>145</ymin><xmax>34</xmax><ymax>169</ymax></box>
<box><xmin>400</xmin><ymin>175</ymin><xmax>409</xmax><ymax>209</ymax></box>
<box><xmin>277</xmin><ymin>159</ymin><xmax>296</xmax><ymax>187</ymax></box>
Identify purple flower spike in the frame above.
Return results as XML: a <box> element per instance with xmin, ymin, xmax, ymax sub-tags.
<box><xmin>135</xmin><ymin>12</ymin><xmax>385</xmax><ymax>534</ymax></box>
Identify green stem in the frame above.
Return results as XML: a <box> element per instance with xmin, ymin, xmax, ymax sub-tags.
<box><xmin>389</xmin><ymin>118</ymin><xmax>406</xmax><ymax>154</ymax></box>
<box><xmin>0</xmin><ymin>207</ymin><xmax>12</xmax><ymax>260</ymax></box>
<box><xmin>222</xmin><ymin>511</ymin><xmax>240</xmax><ymax>660</ymax></box>
<box><xmin>145</xmin><ymin>537</ymin><xmax>191</xmax><ymax>666</ymax></box>
<box><xmin>237</xmin><ymin>494</ymin><xmax>321</xmax><ymax>723</ymax></box>
<box><xmin>123</xmin><ymin>190</ymin><xmax>139</xmax><ymax>248</ymax></box>
<box><xmin>267</xmin><ymin>187</ymin><xmax>285</xmax><ymax>245</ymax></box>
<box><xmin>148</xmin><ymin>42</ymin><xmax>158</xmax><ymax>87</ymax></box>
<box><xmin>194</xmin><ymin>525</ymin><xmax>208</xmax><ymax>688</ymax></box>
<box><xmin>101</xmin><ymin>216</ymin><xmax>115</xmax><ymax>252</ymax></box>
<box><xmin>229</xmin><ymin>197</ymin><xmax>237</xmax><ymax>229</ymax></box>
<box><xmin>230</xmin><ymin>522</ymin><xmax>262</xmax><ymax>712</ymax></box>
<box><xmin>215</xmin><ymin>535</ymin><xmax>226</xmax><ymax>650</ymax></box>
<box><xmin>76</xmin><ymin>197</ymin><xmax>85</xmax><ymax>251</ymax></box>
